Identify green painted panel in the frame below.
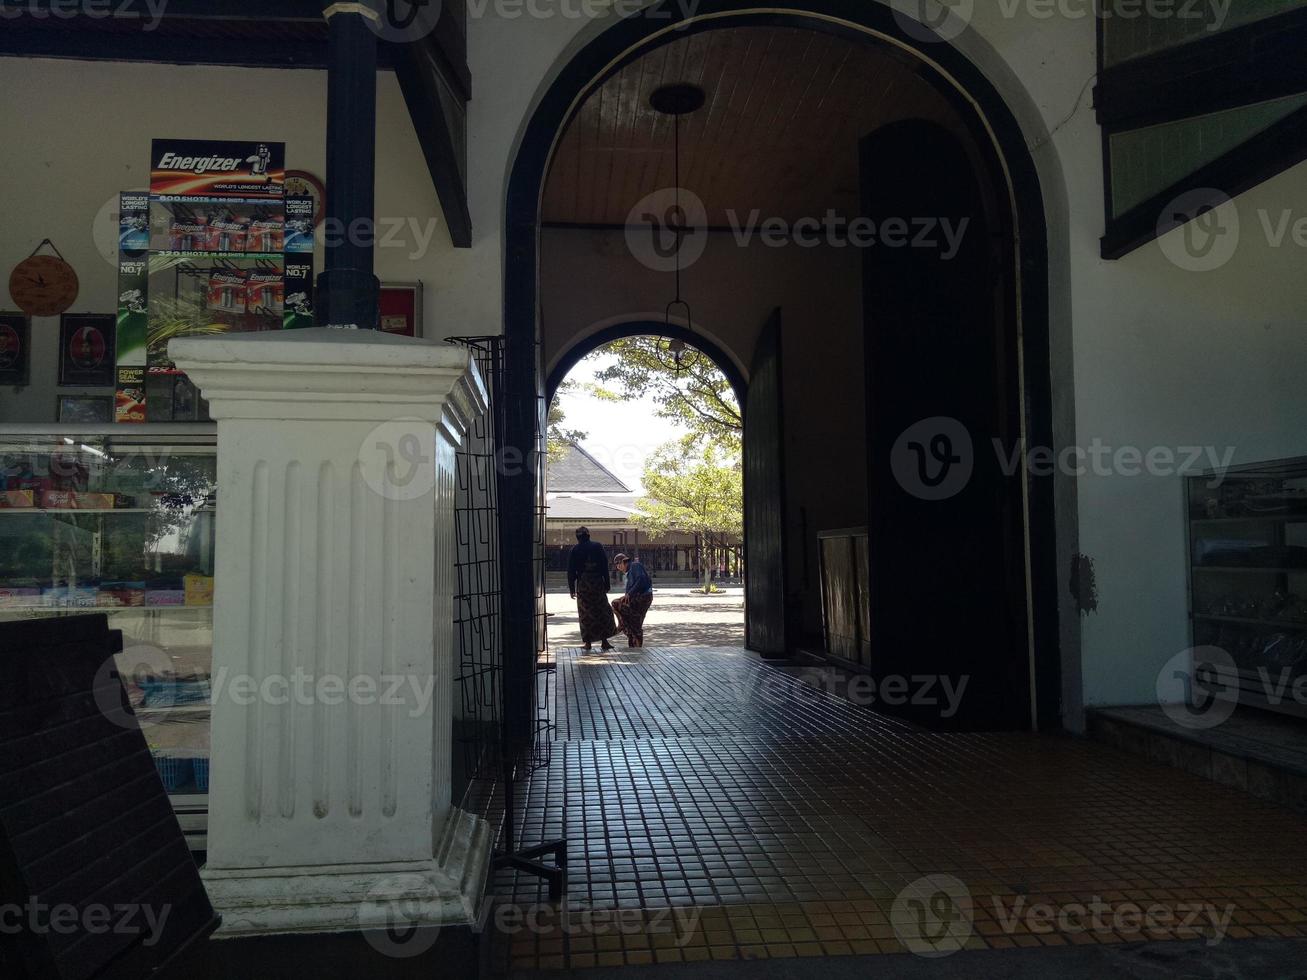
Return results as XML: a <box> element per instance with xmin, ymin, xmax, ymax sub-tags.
<box><xmin>1102</xmin><ymin>0</ymin><xmax>1306</xmax><ymax>67</ymax></box>
<box><xmin>1109</xmin><ymin>92</ymin><xmax>1307</xmax><ymax>216</ymax></box>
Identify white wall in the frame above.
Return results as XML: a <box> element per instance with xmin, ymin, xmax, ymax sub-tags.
<box><xmin>0</xmin><ymin>58</ymin><xmax>451</xmax><ymax>422</ymax></box>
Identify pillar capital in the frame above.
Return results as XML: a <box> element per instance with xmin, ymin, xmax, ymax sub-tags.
<box><xmin>171</xmin><ymin>327</ymin><xmax>486</xmax><ymax>425</ymax></box>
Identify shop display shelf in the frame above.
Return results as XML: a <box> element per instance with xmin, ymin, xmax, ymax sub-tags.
<box><xmin>1193</xmin><ymin>613</ymin><xmax>1307</xmax><ymax>630</ymax></box>
<box><xmin>1191</xmin><ymin>515</ymin><xmax>1307</xmax><ymax>526</ymax></box>
<box><xmin>0</xmin><ymin>507</ymin><xmax>215</xmax><ymax>515</ymax></box>
<box><xmin>0</xmin><ymin>605</ymin><xmax>211</xmax><ymax>612</ymax></box>
<box><xmin>1192</xmin><ymin>565</ymin><xmax>1307</xmax><ymax>575</ymax></box>
<box><xmin>154</xmin><ymin>249</ymin><xmax>283</xmax><ymax>261</ymax></box>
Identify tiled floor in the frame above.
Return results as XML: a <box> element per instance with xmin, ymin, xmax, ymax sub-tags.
<box><xmin>465</xmin><ymin>646</ymin><xmax>1307</xmax><ymax>972</ymax></box>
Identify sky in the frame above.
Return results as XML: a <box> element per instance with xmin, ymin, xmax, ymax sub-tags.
<box><xmin>552</xmin><ymin>351</ymin><xmax>689</xmax><ymax>495</ymax></box>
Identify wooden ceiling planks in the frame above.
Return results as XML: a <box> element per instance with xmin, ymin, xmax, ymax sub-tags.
<box><xmin>542</xmin><ymin>26</ymin><xmax>959</xmax><ymax>227</ymax></box>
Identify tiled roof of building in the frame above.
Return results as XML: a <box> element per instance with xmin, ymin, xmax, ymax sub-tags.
<box><xmin>546</xmin><ymin>494</ymin><xmax>640</xmax><ymax>522</ymax></box>
<box><xmin>547</xmin><ymin>442</ymin><xmax>631</xmax><ymax>493</ymax></box>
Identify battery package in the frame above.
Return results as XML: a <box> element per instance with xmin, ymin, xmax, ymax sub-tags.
<box><xmin>169</xmin><ymin>214</ymin><xmax>209</xmax><ymax>252</ymax></box>
<box><xmin>207</xmin><ymin>269</ymin><xmax>248</xmax><ymax>312</ymax></box>
<box><xmin>246</xmin><ymin>271</ymin><xmax>284</xmax><ymax>314</ymax></box>
<box><xmin>207</xmin><ymin>214</ymin><xmax>248</xmax><ymax>252</ymax></box>
<box><xmin>248</xmin><ymin>214</ymin><xmax>285</xmax><ymax>253</ymax></box>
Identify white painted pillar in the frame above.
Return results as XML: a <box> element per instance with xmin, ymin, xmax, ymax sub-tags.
<box><xmin>170</xmin><ymin>328</ymin><xmax>492</xmax><ymax>937</ymax></box>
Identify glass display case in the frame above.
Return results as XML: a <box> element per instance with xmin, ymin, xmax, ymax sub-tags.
<box><xmin>0</xmin><ymin>424</ymin><xmax>218</xmax><ymax>809</ymax></box>
<box><xmin>1188</xmin><ymin>456</ymin><xmax>1307</xmax><ymax>719</ymax></box>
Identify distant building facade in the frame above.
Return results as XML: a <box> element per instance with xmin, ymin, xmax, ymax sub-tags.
<box><xmin>545</xmin><ymin>443</ymin><xmax>741</xmax><ymax>583</ymax></box>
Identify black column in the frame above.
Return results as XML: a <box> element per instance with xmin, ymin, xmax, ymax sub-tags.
<box><xmin>317</xmin><ymin>3</ymin><xmax>380</xmax><ymax>329</ymax></box>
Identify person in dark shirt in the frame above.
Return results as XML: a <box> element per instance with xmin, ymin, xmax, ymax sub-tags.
<box><xmin>611</xmin><ymin>553</ymin><xmax>654</xmax><ymax>648</ymax></box>
<box><xmin>567</xmin><ymin>526</ymin><xmax>616</xmax><ymax>652</ymax></box>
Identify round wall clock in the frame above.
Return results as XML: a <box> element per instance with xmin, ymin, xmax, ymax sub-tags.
<box><xmin>10</xmin><ymin>246</ymin><xmax>79</xmax><ymax>318</ymax></box>
<box><xmin>284</xmin><ymin>170</ymin><xmax>326</xmax><ymax>228</ymax></box>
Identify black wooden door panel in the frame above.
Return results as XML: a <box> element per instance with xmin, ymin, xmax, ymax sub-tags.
<box><xmin>744</xmin><ymin>308</ymin><xmax>787</xmax><ymax>656</ymax></box>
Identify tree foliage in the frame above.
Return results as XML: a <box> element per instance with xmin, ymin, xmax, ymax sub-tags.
<box><xmin>634</xmin><ymin>438</ymin><xmax>743</xmax><ymax>543</ymax></box>
<box><xmin>587</xmin><ymin>338</ymin><xmax>741</xmax><ymax>452</ymax></box>
<box><xmin>546</xmin><ymin>380</ymin><xmax>586</xmax><ymax>462</ymax></box>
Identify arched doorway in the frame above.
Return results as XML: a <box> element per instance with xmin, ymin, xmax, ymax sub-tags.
<box><xmin>502</xmin><ymin>1</ymin><xmax>1063</xmax><ymax>732</ymax></box>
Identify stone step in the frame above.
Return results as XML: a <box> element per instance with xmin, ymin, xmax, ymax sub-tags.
<box><xmin>1087</xmin><ymin>704</ymin><xmax>1307</xmax><ymax>814</ymax></box>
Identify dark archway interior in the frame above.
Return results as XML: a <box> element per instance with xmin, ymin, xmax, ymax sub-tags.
<box><xmin>504</xmin><ymin>0</ymin><xmax>1060</xmax><ymax>733</ymax></box>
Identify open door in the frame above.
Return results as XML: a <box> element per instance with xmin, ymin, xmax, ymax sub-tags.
<box><xmin>861</xmin><ymin>121</ymin><xmax>1031</xmax><ymax>730</ymax></box>
<box><xmin>744</xmin><ymin>308</ymin><xmax>788</xmax><ymax>656</ymax></box>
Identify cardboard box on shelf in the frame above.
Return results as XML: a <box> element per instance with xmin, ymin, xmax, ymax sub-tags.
<box><xmin>42</xmin><ymin>585</ymin><xmax>98</xmax><ymax>608</ymax></box>
<box><xmin>183</xmin><ymin>574</ymin><xmax>214</xmax><ymax>607</ymax></box>
<box><xmin>144</xmin><ymin>590</ymin><xmax>186</xmax><ymax>606</ymax></box>
<box><xmin>0</xmin><ymin>588</ymin><xmax>41</xmax><ymax>608</ymax></box>
<box><xmin>100</xmin><ymin>583</ymin><xmax>146</xmax><ymax>607</ymax></box>
<box><xmin>38</xmin><ymin>491</ymin><xmax>115</xmax><ymax>510</ymax></box>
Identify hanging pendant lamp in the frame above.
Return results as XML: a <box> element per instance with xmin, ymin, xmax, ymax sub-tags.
<box><xmin>649</xmin><ymin>83</ymin><xmax>706</xmax><ymax>374</ymax></box>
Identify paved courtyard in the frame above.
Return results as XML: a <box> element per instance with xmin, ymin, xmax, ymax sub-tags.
<box><xmin>463</xmin><ymin>637</ymin><xmax>1307</xmax><ymax>976</ymax></box>
<box><xmin>546</xmin><ymin>586</ymin><xmax>746</xmax><ymax>649</ymax></box>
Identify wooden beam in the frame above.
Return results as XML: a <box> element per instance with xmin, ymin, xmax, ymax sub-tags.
<box><xmin>1095</xmin><ymin>7</ymin><xmax>1307</xmax><ymax>132</ymax></box>
<box><xmin>0</xmin><ymin>26</ymin><xmax>341</xmax><ymax>67</ymax></box>
<box><xmin>1101</xmin><ymin>104</ymin><xmax>1307</xmax><ymax>259</ymax></box>
<box><xmin>0</xmin><ymin>0</ymin><xmax>322</xmax><ymax>19</ymax></box>
<box><xmin>394</xmin><ymin>36</ymin><xmax>472</xmax><ymax>249</ymax></box>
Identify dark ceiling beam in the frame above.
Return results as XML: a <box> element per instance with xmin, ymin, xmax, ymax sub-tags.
<box><xmin>1100</xmin><ymin>105</ymin><xmax>1307</xmax><ymax>260</ymax></box>
<box><xmin>0</xmin><ymin>26</ymin><xmax>348</xmax><ymax>67</ymax></box>
<box><xmin>393</xmin><ymin>36</ymin><xmax>472</xmax><ymax>248</ymax></box>
<box><xmin>1095</xmin><ymin>8</ymin><xmax>1307</xmax><ymax>132</ymax></box>
<box><xmin>0</xmin><ymin>0</ymin><xmax>322</xmax><ymax>19</ymax></box>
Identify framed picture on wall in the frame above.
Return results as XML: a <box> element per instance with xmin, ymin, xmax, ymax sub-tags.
<box><xmin>379</xmin><ymin>282</ymin><xmax>422</xmax><ymax>337</ymax></box>
<box><xmin>58</xmin><ymin>313</ymin><xmax>116</xmax><ymax>387</ymax></box>
<box><xmin>57</xmin><ymin>394</ymin><xmax>114</xmax><ymax>424</ymax></box>
<box><xmin>0</xmin><ymin>313</ymin><xmax>31</xmax><ymax>386</ymax></box>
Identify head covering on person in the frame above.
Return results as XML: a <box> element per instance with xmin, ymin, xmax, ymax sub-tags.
<box><xmin>613</xmin><ymin>553</ymin><xmax>629</xmax><ymax>566</ymax></box>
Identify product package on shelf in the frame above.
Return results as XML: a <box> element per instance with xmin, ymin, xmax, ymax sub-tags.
<box><xmin>114</xmin><ymin>139</ymin><xmax>300</xmax><ymax>422</ymax></box>
<box><xmin>283</xmin><ymin>196</ymin><xmax>315</xmax><ymax>329</ymax></box>
<box><xmin>115</xmin><ymin>192</ymin><xmax>150</xmax><ymax>423</ymax></box>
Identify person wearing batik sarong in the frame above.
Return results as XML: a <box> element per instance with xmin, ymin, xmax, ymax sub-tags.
<box><xmin>568</xmin><ymin>526</ymin><xmax>616</xmax><ymax>652</ymax></box>
<box><xmin>611</xmin><ymin>553</ymin><xmax>654</xmax><ymax>648</ymax></box>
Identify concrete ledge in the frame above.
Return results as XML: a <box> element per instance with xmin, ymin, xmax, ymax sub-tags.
<box><xmin>1088</xmin><ymin>705</ymin><xmax>1307</xmax><ymax>814</ymax></box>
